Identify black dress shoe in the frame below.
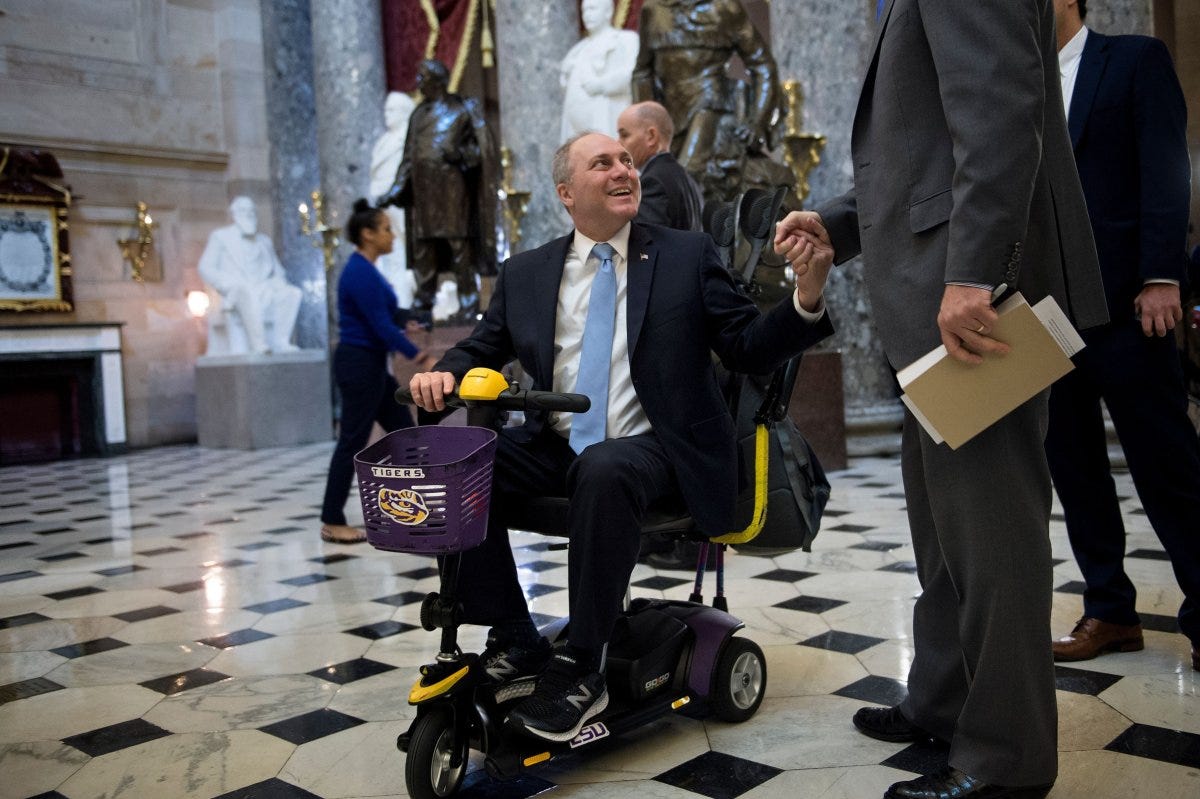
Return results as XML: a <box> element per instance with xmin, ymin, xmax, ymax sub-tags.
<box><xmin>853</xmin><ymin>705</ymin><xmax>931</xmax><ymax>743</ymax></box>
<box><xmin>885</xmin><ymin>767</ymin><xmax>1052</xmax><ymax>799</ymax></box>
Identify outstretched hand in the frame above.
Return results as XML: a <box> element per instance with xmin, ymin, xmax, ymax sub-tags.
<box><xmin>774</xmin><ymin>211</ymin><xmax>835</xmax><ymax>312</ymax></box>
<box><xmin>937</xmin><ymin>285</ymin><xmax>1009</xmax><ymax>365</ymax></box>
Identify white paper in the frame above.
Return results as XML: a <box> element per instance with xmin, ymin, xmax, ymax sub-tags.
<box><xmin>900</xmin><ymin>392</ymin><xmax>945</xmax><ymax>445</ymax></box>
<box><xmin>1031</xmin><ymin>295</ymin><xmax>1085</xmax><ymax>357</ymax></box>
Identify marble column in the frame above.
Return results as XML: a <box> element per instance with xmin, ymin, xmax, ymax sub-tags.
<box><xmin>310</xmin><ymin>0</ymin><xmax>387</xmax><ymax>341</ymax></box>
<box><xmin>1088</xmin><ymin>0</ymin><xmax>1153</xmax><ymax>35</ymax></box>
<box><xmin>771</xmin><ymin>1</ymin><xmax>901</xmax><ymax>453</ymax></box>
<box><xmin>260</xmin><ymin>0</ymin><xmax>325</xmax><ymax>351</ymax></box>
<box><xmin>494</xmin><ymin>0</ymin><xmax>579</xmax><ymax>252</ymax></box>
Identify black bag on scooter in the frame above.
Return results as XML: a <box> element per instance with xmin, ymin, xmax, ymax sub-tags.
<box><xmin>605</xmin><ymin>605</ymin><xmax>689</xmax><ymax>702</ymax></box>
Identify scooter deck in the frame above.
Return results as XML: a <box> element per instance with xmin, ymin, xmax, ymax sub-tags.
<box><xmin>483</xmin><ymin>688</ymin><xmax>695</xmax><ymax>780</ymax></box>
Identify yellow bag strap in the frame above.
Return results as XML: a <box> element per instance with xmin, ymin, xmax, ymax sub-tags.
<box><xmin>710</xmin><ymin>424</ymin><xmax>768</xmax><ymax>545</ymax></box>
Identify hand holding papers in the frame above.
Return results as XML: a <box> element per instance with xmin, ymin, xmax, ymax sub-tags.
<box><xmin>898</xmin><ymin>292</ymin><xmax>1084</xmax><ymax>449</ymax></box>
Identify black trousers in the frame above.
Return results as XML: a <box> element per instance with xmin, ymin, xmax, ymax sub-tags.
<box><xmin>455</xmin><ymin>426</ymin><xmax>679</xmax><ymax>653</ymax></box>
<box><xmin>320</xmin><ymin>344</ymin><xmax>413</xmax><ymax>525</ymax></box>
<box><xmin>1045</xmin><ymin>319</ymin><xmax>1200</xmax><ymax>644</ymax></box>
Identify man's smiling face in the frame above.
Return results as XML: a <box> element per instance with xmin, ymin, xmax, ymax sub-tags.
<box><xmin>556</xmin><ymin>133</ymin><xmax>641</xmax><ymax>241</ymax></box>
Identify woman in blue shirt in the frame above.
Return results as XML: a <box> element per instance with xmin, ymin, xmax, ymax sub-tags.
<box><xmin>320</xmin><ymin>200</ymin><xmax>436</xmax><ymax>543</ymax></box>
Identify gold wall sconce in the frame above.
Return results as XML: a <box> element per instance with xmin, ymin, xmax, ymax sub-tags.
<box><xmin>117</xmin><ymin>201</ymin><xmax>157</xmax><ymax>282</ymax></box>
<box><xmin>497</xmin><ymin>147</ymin><xmax>531</xmax><ymax>260</ymax></box>
<box><xmin>298</xmin><ymin>189</ymin><xmax>340</xmax><ymax>274</ymax></box>
<box><xmin>780</xmin><ymin>80</ymin><xmax>828</xmax><ymax>206</ymax></box>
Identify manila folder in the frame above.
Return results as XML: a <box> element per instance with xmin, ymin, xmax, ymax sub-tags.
<box><xmin>897</xmin><ymin>293</ymin><xmax>1082</xmax><ymax>450</ymax></box>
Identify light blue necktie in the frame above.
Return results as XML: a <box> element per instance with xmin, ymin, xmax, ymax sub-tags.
<box><xmin>569</xmin><ymin>242</ymin><xmax>617</xmax><ymax>454</ymax></box>
<box><xmin>877</xmin><ymin>0</ymin><xmax>886</xmax><ymax>20</ymax></box>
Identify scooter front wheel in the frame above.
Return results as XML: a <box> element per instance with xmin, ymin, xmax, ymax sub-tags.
<box><xmin>711</xmin><ymin>637</ymin><xmax>766</xmax><ymax>722</ymax></box>
<box><xmin>405</xmin><ymin>707</ymin><xmax>468</xmax><ymax>799</ymax></box>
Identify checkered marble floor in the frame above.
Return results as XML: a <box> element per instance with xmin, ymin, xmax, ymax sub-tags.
<box><xmin>1</xmin><ymin>443</ymin><xmax>1197</xmax><ymax>799</ymax></box>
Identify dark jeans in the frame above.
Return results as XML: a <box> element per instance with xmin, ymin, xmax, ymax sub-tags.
<box><xmin>454</xmin><ymin>426</ymin><xmax>679</xmax><ymax>653</ymax></box>
<box><xmin>320</xmin><ymin>343</ymin><xmax>413</xmax><ymax>525</ymax></box>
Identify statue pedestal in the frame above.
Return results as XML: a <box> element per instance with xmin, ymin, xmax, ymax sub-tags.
<box><xmin>789</xmin><ymin>350</ymin><xmax>848</xmax><ymax>472</ymax></box>
<box><xmin>196</xmin><ymin>350</ymin><xmax>332</xmax><ymax>449</ymax></box>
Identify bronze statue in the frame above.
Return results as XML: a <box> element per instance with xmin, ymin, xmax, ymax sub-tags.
<box><xmin>631</xmin><ymin>0</ymin><xmax>786</xmax><ymax>203</ymax></box>
<box><xmin>381</xmin><ymin>60</ymin><xmax>495</xmax><ymax>320</ymax></box>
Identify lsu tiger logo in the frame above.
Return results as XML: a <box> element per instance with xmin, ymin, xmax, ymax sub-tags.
<box><xmin>378</xmin><ymin>488</ymin><xmax>430</xmax><ymax>525</ymax></box>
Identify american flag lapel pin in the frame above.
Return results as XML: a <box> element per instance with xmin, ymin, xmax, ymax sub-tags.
<box><xmin>639</xmin><ymin>252</ymin><xmax>649</xmax><ymax>260</ymax></box>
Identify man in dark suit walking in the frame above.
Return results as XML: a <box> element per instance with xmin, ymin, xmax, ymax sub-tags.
<box><xmin>1045</xmin><ymin>0</ymin><xmax>1200</xmax><ymax>673</ymax></box>
<box><xmin>775</xmin><ymin>2</ymin><xmax>1108</xmax><ymax>796</ymax></box>
<box><xmin>410</xmin><ymin>132</ymin><xmax>832</xmax><ymax>742</ymax></box>
<box><xmin>617</xmin><ymin>101</ymin><xmax>704</xmax><ymax>232</ymax></box>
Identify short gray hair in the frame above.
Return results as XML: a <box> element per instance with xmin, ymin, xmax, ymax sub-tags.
<box><xmin>552</xmin><ymin>131</ymin><xmax>598</xmax><ymax>187</ymax></box>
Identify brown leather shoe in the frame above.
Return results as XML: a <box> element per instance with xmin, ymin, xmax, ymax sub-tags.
<box><xmin>1052</xmin><ymin>616</ymin><xmax>1143</xmax><ymax>662</ymax></box>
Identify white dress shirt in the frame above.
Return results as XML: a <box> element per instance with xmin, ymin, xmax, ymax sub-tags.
<box><xmin>1059</xmin><ymin>25</ymin><xmax>1089</xmax><ymax>116</ymax></box>
<box><xmin>551</xmin><ymin>222</ymin><xmax>652</xmax><ymax>439</ymax></box>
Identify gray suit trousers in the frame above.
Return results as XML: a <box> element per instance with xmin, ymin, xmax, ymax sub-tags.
<box><xmin>899</xmin><ymin>391</ymin><xmax>1057</xmax><ymax>785</ymax></box>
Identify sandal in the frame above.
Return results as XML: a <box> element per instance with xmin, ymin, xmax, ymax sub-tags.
<box><xmin>320</xmin><ymin>524</ymin><xmax>366</xmax><ymax>544</ymax></box>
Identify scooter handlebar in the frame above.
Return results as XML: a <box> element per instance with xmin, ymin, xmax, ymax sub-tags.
<box><xmin>393</xmin><ymin>386</ymin><xmax>590</xmax><ymax>414</ymax></box>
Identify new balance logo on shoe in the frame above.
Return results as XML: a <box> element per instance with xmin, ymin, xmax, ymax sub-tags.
<box><xmin>565</xmin><ymin>684</ymin><xmax>593</xmax><ymax>711</ymax></box>
<box><xmin>486</xmin><ymin>657</ymin><xmax>518</xmax><ymax>682</ymax></box>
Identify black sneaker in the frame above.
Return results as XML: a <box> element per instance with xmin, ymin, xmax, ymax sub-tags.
<box><xmin>505</xmin><ymin>650</ymin><xmax>608</xmax><ymax>742</ymax></box>
<box><xmin>478</xmin><ymin>634</ymin><xmax>550</xmax><ymax>688</ymax></box>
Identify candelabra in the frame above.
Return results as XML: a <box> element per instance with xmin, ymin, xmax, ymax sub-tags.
<box><xmin>780</xmin><ymin>80</ymin><xmax>828</xmax><ymax>206</ymax></box>
<box><xmin>298</xmin><ymin>189</ymin><xmax>340</xmax><ymax>273</ymax></box>
<box><xmin>497</xmin><ymin>147</ymin><xmax>531</xmax><ymax>260</ymax></box>
<box><xmin>117</xmin><ymin>201</ymin><xmax>155</xmax><ymax>282</ymax></box>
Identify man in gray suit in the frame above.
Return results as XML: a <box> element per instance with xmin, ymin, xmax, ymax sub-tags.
<box><xmin>776</xmin><ymin>2</ymin><xmax>1108</xmax><ymax>797</ymax></box>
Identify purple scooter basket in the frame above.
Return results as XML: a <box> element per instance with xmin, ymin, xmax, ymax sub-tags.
<box><xmin>354</xmin><ymin>425</ymin><xmax>497</xmax><ymax>554</ymax></box>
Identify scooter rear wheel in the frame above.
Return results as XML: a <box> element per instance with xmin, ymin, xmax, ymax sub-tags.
<box><xmin>711</xmin><ymin>637</ymin><xmax>766</xmax><ymax>722</ymax></box>
<box><xmin>405</xmin><ymin>707</ymin><xmax>468</xmax><ymax>799</ymax></box>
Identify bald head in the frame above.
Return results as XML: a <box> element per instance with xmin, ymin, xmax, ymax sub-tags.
<box><xmin>617</xmin><ymin>101</ymin><xmax>674</xmax><ymax>169</ymax></box>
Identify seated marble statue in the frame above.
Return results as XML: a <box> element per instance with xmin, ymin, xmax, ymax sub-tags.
<box><xmin>559</xmin><ymin>0</ymin><xmax>639</xmax><ymax>140</ymax></box>
<box><xmin>370</xmin><ymin>92</ymin><xmax>416</xmax><ymax>304</ymax></box>
<box><xmin>198</xmin><ymin>196</ymin><xmax>302</xmax><ymax>356</ymax></box>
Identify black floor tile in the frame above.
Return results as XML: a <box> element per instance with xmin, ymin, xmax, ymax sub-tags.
<box><xmin>239</xmin><ymin>541</ymin><xmax>283</xmax><ymax>551</ymax></box>
<box><xmin>372</xmin><ymin>590</ymin><xmax>427</xmax><ymax>607</ymax></box>
<box><xmin>244</xmin><ymin>598</ymin><xmax>310</xmax><ymax>614</ymax></box>
<box><xmin>522</xmin><ymin>582</ymin><xmax>565</xmax><ymax>599</ymax></box>
<box><xmin>309</xmin><ymin>553</ymin><xmax>356</xmax><ymax>565</ymax></box>
<box><xmin>44</xmin><ymin>585</ymin><xmax>105</xmax><ymax>600</ymax></box>
<box><xmin>1054</xmin><ymin>665</ymin><xmax>1124</xmax><ymax>696</ymax></box>
<box><xmin>140</xmin><ymin>667</ymin><xmax>231</xmax><ymax>695</ymax></box>
<box><xmin>654</xmin><ymin>750</ymin><xmax>782</xmax><ymax>799</ymax></box>
<box><xmin>50</xmin><ymin>637</ymin><xmax>129</xmax><ymax>659</ymax></box>
<box><xmin>39</xmin><ymin>551</ymin><xmax>88</xmax><ymax>562</ymax></box>
<box><xmin>212</xmin><ymin>778</ymin><xmax>324</xmax><ymax>799</ymax></box>
<box><xmin>0</xmin><ymin>676</ymin><xmax>64</xmax><ymax>706</ymax></box>
<box><xmin>849</xmin><ymin>539</ymin><xmax>901</xmax><ymax>550</ymax></box>
<box><xmin>800</xmin><ymin>630</ymin><xmax>886</xmax><ymax>655</ymax></box>
<box><xmin>834</xmin><ymin>674</ymin><xmax>909</xmax><ymax>707</ymax></box>
<box><xmin>198</xmin><ymin>628</ymin><xmax>275</xmax><ymax>649</ymax></box>
<box><xmin>207</xmin><ymin>558</ymin><xmax>253</xmax><ymax>569</ymax></box>
<box><xmin>23</xmin><ymin>791</ymin><xmax>70</xmax><ymax>799</ymax></box>
<box><xmin>259</xmin><ymin>708</ymin><xmax>365</xmax><ymax>745</ymax></box>
<box><xmin>752</xmin><ymin>568</ymin><xmax>817</xmax><ymax>583</ymax></box>
<box><xmin>0</xmin><ymin>540</ymin><xmax>35</xmax><ymax>550</ymax></box>
<box><xmin>264</xmin><ymin>525</ymin><xmax>305</xmax><ymax>535</ymax></box>
<box><xmin>344</xmin><ymin>619</ymin><xmax>418</xmax><ymax>639</ymax></box>
<box><xmin>137</xmin><ymin>546</ymin><xmax>185</xmax><ymax>556</ymax></box>
<box><xmin>279</xmin><ymin>573</ymin><xmax>337</xmax><ymax>587</ymax></box>
<box><xmin>397</xmin><ymin>565</ymin><xmax>440</xmax><ymax>580</ymax></box>
<box><xmin>0</xmin><ymin>612</ymin><xmax>51</xmax><ymax>629</ymax></box>
<box><xmin>878</xmin><ymin>561</ymin><xmax>918</xmax><ymax>574</ymax></box>
<box><xmin>175</xmin><ymin>531</ymin><xmax>214</xmax><ymax>540</ymax></box>
<box><xmin>457</xmin><ymin>771</ymin><xmax>556</xmax><ymax>799</ymax></box>
<box><xmin>33</xmin><ymin>527</ymin><xmax>76</xmax><ymax>536</ymax></box>
<box><xmin>113</xmin><ymin>605</ymin><xmax>180</xmax><ymax>623</ymax></box>
<box><xmin>163</xmin><ymin>580</ymin><xmax>207</xmax><ymax>594</ymax></box>
<box><xmin>772</xmin><ymin>595</ymin><xmax>847</xmax><ymax>615</ymax></box>
<box><xmin>1055</xmin><ymin>580</ymin><xmax>1087</xmax><ymax>595</ymax></box>
<box><xmin>307</xmin><ymin>657</ymin><xmax>396</xmax><ymax>685</ymax></box>
<box><xmin>62</xmin><ymin>717</ymin><xmax>172</xmax><ymax>758</ymax></box>
<box><xmin>631</xmin><ymin>575</ymin><xmax>690</xmax><ymax>591</ymax></box>
<box><xmin>518</xmin><ymin>559</ymin><xmax>563</xmax><ymax>573</ymax></box>
<box><xmin>1105</xmin><ymin>723</ymin><xmax>1200</xmax><ymax>769</ymax></box>
<box><xmin>95</xmin><ymin>565</ymin><xmax>147</xmax><ymax>577</ymax></box>
<box><xmin>0</xmin><ymin>570</ymin><xmax>42</xmax><ymax>583</ymax></box>
<box><xmin>1140</xmin><ymin>612</ymin><xmax>1182</xmax><ymax>634</ymax></box>
<box><xmin>880</xmin><ymin>738</ymin><xmax>951</xmax><ymax>776</ymax></box>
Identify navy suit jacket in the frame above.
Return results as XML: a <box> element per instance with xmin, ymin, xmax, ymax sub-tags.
<box><xmin>1069</xmin><ymin>31</ymin><xmax>1190</xmax><ymax>321</ymax></box>
<box><xmin>437</xmin><ymin>222</ymin><xmax>833</xmax><ymax>532</ymax></box>
<box><xmin>635</xmin><ymin>152</ymin><xmax>703</xmax><ymax>232</ymax></box>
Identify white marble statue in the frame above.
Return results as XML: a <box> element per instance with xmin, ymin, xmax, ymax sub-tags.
<box><xmin>431</xmin><ymin>279</ymin><xmax>459</xmax><ymax>323</ymax></box>
<box><xmin>559</xmin><ymin>0</ymin><xmax>639</xmax><ymax>140</ymax></box>
<box><xmin>370</xmin><ymin>91</ymin><xmax>417</xmax><ymax>305</ymax></box>
<box><xmin>198</xmin><ymin>196</ymin><xmax>302</xmax><ymax>356</ymax></box>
